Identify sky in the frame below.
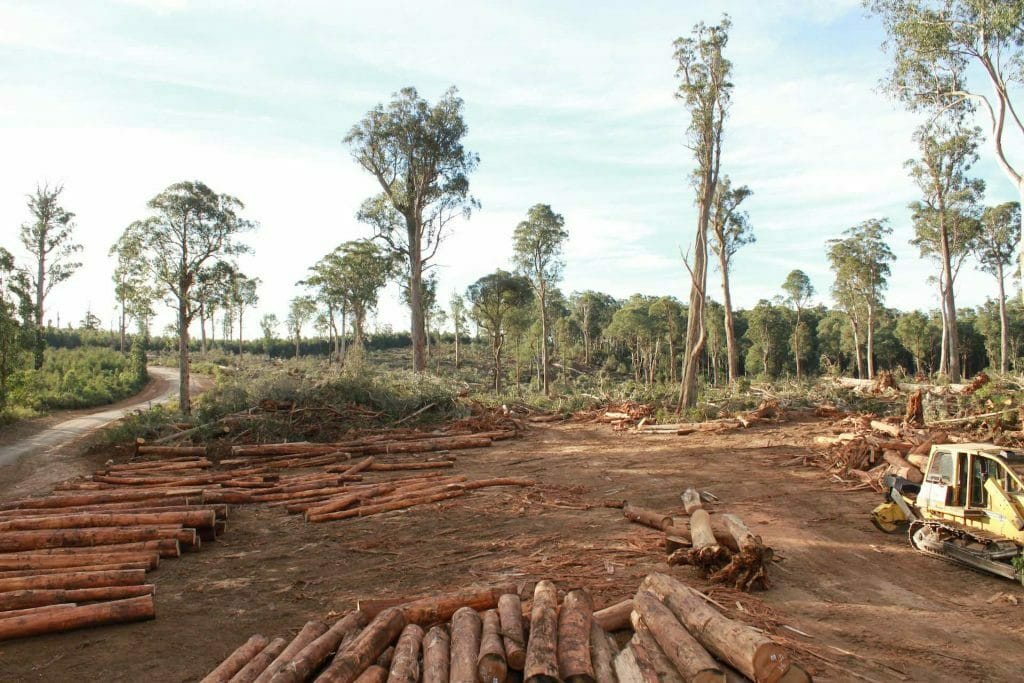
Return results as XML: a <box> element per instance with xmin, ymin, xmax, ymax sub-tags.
<box><xmin>1</xmin><ymin>0</ymin><xmax>1022</xmax><ymax>340</ymax></box>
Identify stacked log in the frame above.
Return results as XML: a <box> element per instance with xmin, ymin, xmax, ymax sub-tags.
<box><xmin>0</xmin><ymin>429</ymin><xmax>529</xmax><ymax>641</ymax></box>
<box><xmin>204</xmin><ymin>575</ymin><xmax>811</xmax><ymax>682</ymax></box>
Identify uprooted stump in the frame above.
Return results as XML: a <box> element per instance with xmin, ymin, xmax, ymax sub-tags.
<box><xmin>709</xmin><ymin>514</ymin><xmax>773</xmax><ymax>591</ymax></box>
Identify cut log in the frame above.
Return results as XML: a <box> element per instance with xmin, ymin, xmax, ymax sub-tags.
<box><xmin>0</xmin><ymin>569</ymin><xmax>146</xmax><ymax>593</ymax></box>
<box><xmin>232</xmin><ymin>636</ymin><xmax>288</xmax><ymax>683</ymax></box>
<box><xmin>0</xmin><ymin>594</ymin><xmax>154</xmax><ymax>641</ymax></box>
<box><xmin>632</xmin><ymin>591</ymin><xmax>723</xmax><ymax>682</ymax></box>
<box><xmin>341</xmin><ymin>457</ymin><xmax>375</xmax><ymax>476</ymax></box>
<box><xmin>378</xmin><ymin>585</ymin><xmax>515</xmax><ymax>626</ymax></box>
<box><xmin>588</xmin><ymin>621</ymin><xmax>618</xmax><ymax>683</ymax></box>
<box><xmin>2</xmin><ymin>538</ymin><xmax>181</xmax><ymax>558</ymax></box>
<box><xmin>422</xmin><ymin>626</ymin><xmax>450</xmax><ymax>683</ymax></box>
<box><xmin>316</xmin><ymin>608</ymin><xmax>406</xmax><ymax>683</ymax></box>
<box><xmin>0</xmin><ymin>525</ymin><xmax>186</xmax><ymax>552</ymax></box>
<box><xmin>354</xmin><ymin>666</ymin><xmax>388</xmax><ymax>683</ymax></box>
<box><xmin>557</xmin><ymin>589</ymin><xmax>595</xmax><ymax>683</ymax></box>
<box><xmin>592</xmin><ymin>599</ymin><xmax>633</xmax><ymax>633</ymax></box>
<box><xmin>681</xmin><ymin>488</ymin><xmax>703</xmax><ymax>515</ymax></box>
<box><xmin>0</xmin><ymin>551</ymin><xmax>159</xmax><ymax>571</ymax></box>
<box><xmin>270</xmin><ymin>611</ymin><xmax>368</xmax><ymax>683</ymax></box>
<box><xmin>907</xmin><ymin>453</ymin><xmax>929</xmax><ymax>470</ymax></box>
<box><xmin>0</xmin><ymin>509</ymin><xmax>215</xmax><ymax>532</ymax></box>
<box><xmin>253</xmin><ymin>620</ymin><xmax>329</xmax><ymax>683</ymax></box>
<box><xmin>0</xmin><ymin>602</ymin><xmax>77</xmax><ymax>620</ymax></box>
<box><xmin>622</xmin><ymin>503</ymin><xmax>672</xmax><ymax>531</ymax></box>
<box><xmin>365</xmin><ymin>462</ymin><xmax>455</xmax><ymax>471</ymax></box>
<box><xmin>387</xmin><ymin>623</ymin><xmax>423</xmax><ymax>683</ymax></box>
<box><xmin>0</xmin><ymin>561</ymin><xmax>152</xmax><ymax>578</ymax></box>
<box><xmin>308</xmin><ymin>489</ymin><xmax>468</xmax><ymax>523</ymax></box>
<box><xmin>203</xmin><ymin>635</ymin><xmax>272</xmax><ymax>683</ymax></box>
<box><xmin>498</xmin><ymin>593</ymin><xmax>527</xmax><ymax>671</ymax></box>
<box><xmin>640</xmin><ymin>573</ymin><xmax>808</xmax><ymax>683</ymax></box>
<box><xmin>0</xmin><ymin>584</ymin><xmax>154</xmax><ymax>610</ymax></box>
<box><xmin>304</xmin><ymin>485</ymin><xmax>399</xmax><ymax>521</ymax></box>
<box><xmin>478</xmin><ymin>609</ymin><xmax>508</xmax><ymax>683</ymax></box>
<box><xmin>449</xmin><ymin>606</ymin><xmax>482</xmax><ymax>683</ymax></box>
<box><xmin>628</xmin><ymin>616</ymin><xmax>682</xmax><ymax>683</ymax></box>
<box><xmin>524</xmin><ymin>580</ymin><xmax>559</xmax><ymax>683</ymax></box>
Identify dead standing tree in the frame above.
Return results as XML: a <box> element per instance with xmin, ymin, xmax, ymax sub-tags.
<box><xmin>674</xmin><ymin>16</ymin><xmax>733</xmax><ymax>410</ymax></box>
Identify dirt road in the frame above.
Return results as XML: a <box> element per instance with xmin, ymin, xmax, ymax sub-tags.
<box><xmin>0</xmin><ymin>419</ymin><xmax>1022</xmax><ymax>681</ymax></box>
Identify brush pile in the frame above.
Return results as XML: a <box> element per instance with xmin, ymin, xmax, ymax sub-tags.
<box><xmin>634</xmin><ymin>400</ymin><xmax>787</xmax><ymax>437</ymax></box>
<box><xmin>202</xmin><ymin>573</ymin><xmax>810</xmax><ymax>683</ymax></box>
<box><xmin>615</xmin><ymin>489</ymin><xmax>774</xmax><ymax>592</ymax></box>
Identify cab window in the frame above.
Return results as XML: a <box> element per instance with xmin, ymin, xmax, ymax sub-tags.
<box><xmin>927</xmin><ymin>451</ymin><xmax>954</xmax><ymax>485</ymax></box>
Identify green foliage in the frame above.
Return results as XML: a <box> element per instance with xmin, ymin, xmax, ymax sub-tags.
<box><xmin>6</xmin><ymin>347</ymin><xmax>147</xmax><ymax>411</ymax></box>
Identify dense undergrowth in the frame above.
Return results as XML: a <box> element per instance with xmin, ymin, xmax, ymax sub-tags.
<box><xmin>1</xmin><ymin>346</ymin><xmax>147</xmax><ymax>425</ymax></box>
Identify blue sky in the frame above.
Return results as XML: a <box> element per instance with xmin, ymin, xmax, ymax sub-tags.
<box><xmin>1</xmin><ymin>0</ymin><xmax>1021</xmax><ymax>338</ymax></box>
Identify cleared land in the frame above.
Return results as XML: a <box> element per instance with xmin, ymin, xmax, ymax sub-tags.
<box><xmin>0</xmin><ymin>418</ymin><xmax>1020</xmax><ymax>682</ymax></box>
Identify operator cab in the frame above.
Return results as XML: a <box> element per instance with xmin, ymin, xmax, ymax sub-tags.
<box><xmin>921</xmin><ymin>445</ymin><xmax>1024</xmax><ymax>523</ymax></box>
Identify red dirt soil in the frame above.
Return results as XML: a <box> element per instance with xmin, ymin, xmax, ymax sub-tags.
<box><xmin>1</xmin><ymin>418</ymin><xmax>1021</xmax><ymax>682</ymax></box>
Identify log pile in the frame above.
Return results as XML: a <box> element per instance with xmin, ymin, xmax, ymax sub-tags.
<box><xmin>618</xmin><ymin>492</ymin><xmax>774</xmax><ymax>592</ymax></box>
<box><xmin>0</xmin><ymin>429</ymin><xmax>531</xmax><ymax>641</ymax></box>
<box><xmin>203</xmin><ymin>574</ymin><xmax>811</xmax><ymax>682</ymax></box>
<box><xmin>635</xmin><ymin>400</ymin><xmax>786</xmax><ymax>437</ymax></box>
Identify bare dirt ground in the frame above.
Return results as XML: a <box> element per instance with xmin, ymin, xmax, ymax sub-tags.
<box><xmin>1</xmin><ymin>418</ymin><xmax>1021</xmax><ymax>682</ymax></box>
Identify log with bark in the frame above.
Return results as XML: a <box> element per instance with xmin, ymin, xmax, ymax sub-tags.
<box><xmin>640</xmin><ymin>573</ymin><xmax>809</xmax><ymax>683</ymax></box>
<box><xmin>592</xmin><ymin>599</ymin><xmax>633</xmax><ymax>633</ymax></box>
<box><xmin>0</xmin><ymin>594</ymin><xmax>155</xmax><ymax>641</ymax></box>
<box><xmin>523</xmin><ymin>580</ymin><xmax>559</xmax><ymax>683</ymax></box>
<box><xmin>478</xmin><ymin>609</ymin><xmax>508</xmax><ymax>683</ymax></box>
<box><xmin>202</xmin><ymin>634</ymin><xmax>272</xmax><ymax>683</ymax></box>
<box><xmin>316</xmin><ymin>608</ymin><xmax>406</xmax><ymax>683</ymax></box>
<box><xmin>882</xmin><ymin>450</ymin><xmax>923</xmax><ymax>484</ymax></box>
<box><xmin>498</xmin><ymin>593</ymin><xmax>527</xmax><ymax>671</ymax></box>
<box><xmin>386</xmin><ymin>623</ymin><xmax>423</xmax><ymax>683</ymax></box>
<box><xmin>557</xmin><ymin>588</ymin><xmax>595</xmax><ymax>683</ymax></box>
<box><xmin>588</xmin><ymin>621</ymin><xmax>618</xmax><ymax>683</ymax></box>
<box><xmin>233</xmin><ymin>637</ymin><xmax>288</xmax><ymax>683</ymax></box>
<box><xmin>621</xmin><ymin>503</ymin><xmax>673</xmax><ymax>532</ymax></box>
<box><xmin>422</xmin><ymin>626</ymin><xmax>450</xmax><ymax>683</ymax></box>
<box><xmin>631</xmin><ymin>591</ymin><xmax>723</xmax><ymax>682</ymax></box>
<box><xmin>449</xmin><ymin>606</ymin><xmax>482</xmax><ymax>683</ymax></box>
<box><xmin>628</xmin><ymin>614</ymin><xmax>683</xmax><ymax>683</ymax></box>
<box><xmin>269</xmin><ymin>611</ymin><xmax>368</xmax><ymax>683</ymax></box>
<box><xmin>253</xmin><ymin>620</ymin><xmax>329</xmax><ymax>683</ymax></box>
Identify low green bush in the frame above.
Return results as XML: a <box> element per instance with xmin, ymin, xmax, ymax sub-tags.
<box><xmin>6</xmin><ymin>347</ymin><xmax>147</xmax><ymax>411</ymax></box>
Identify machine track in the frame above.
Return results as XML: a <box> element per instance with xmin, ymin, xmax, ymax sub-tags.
<box><xmin>908</xmin><ymin>520</ymin><xmax>1019</xmax><ymax>581</ymax></box>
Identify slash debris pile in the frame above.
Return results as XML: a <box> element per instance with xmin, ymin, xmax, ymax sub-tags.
<box><xmin>0</xmin><ymin>428</ymin><xmax>531</xmax><ymax>641</ymax></box>
<box><xmin>202</xmin><ymin>572</ymin><xmax>810</xmax><ymax>683</ymax></box>
<box><xmin>614</xmin><ymin>488</ymin><xmax>774</xmax><ymax>592</ymax></box>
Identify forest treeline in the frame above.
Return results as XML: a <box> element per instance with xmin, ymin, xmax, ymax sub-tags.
<box><xmin>2</xmin><ymin>1</ymin><xmax>1023</xmax><ymax>416</ymax></box>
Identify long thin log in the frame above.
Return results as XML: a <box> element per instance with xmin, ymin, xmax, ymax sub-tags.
<box><xmin>0</xmin><ymin>525</ymin><xmax>185</xmax><ymax>552</ymax></box>
<box><xmin>2</xmin><ymin>538</ymin><xmax>180</xmax><ymax>558</ymax></box>
<box><xmin>0</xmin><ymin>551</ymin><xmax>159</xmax><ymax>571</ymax></box>
<box><xmin>558</xmin><ymin>589</ymin><xmax>595</xmax><ymax>683</ymax></box>
<box><xmin>232</xmin><ymin>637</ymin><xmax>288</xmax><ymax>683</ymax></box>
<box><xmin>622</xmin><ymin>503</ymin><xmax>672</xmax><ymax>532</ymax></box>
<box><xmin>0</xmin><ymin>584</ymin><xmax>155</xmax><ymax>610</ymax></box>
<box><xmin>0</xmin><ymin>561</ymin><xmax>152</xmax><ymax>578</ymax></box>
<box><xmin>0</xmin><ymin>569</ymin><xmax>146</xmax><ymax>592</ymax></box>
<box><xmin>478</xmin><ymin>609</ymin><xmax>508</xmax><ymax>683</ymax></box>
<box><xmin>316</xmin><ymin>608</ymin><xmax>407</xmax><ymax>683</ymax></box>
<box><xmin>632</xmin><ymin>591</ymin><xmax>723</xmax><ymax>682</ymax></box>
<box><xmin>0</xmin><ymin>509</ymin><xmax>215</xmax><ymax>532</ymax></box>
<box><xmin>203</xmin><ymin>635</ymin><xmax>272</xmax><ymax>683</ymax></box>
<box><xmin>589</xmin><ymin>621</ymin><xmax>618</xmax><ymax>683</ymax></box>
<box><xmin>365</xmin><ymin>462</ymin><xmax>455</xmax><ymax>471</ymax></box>
<box><xmin>0</xmin><ymin>498</ymin><xmax>193</xmax><ymax>518</ymax></box>
<box><xmin>308</xmin><ymin>489</ymin><xmax>468</xmax><ymax>523</ymax></box>
<box><xmin>422</xmin><ymin>626</ymin><xmax>450</xmax><ymax>683</ymax></box>
<box><xmin>391</xmin><ymin>585</ymin><xmax>515</xmax><ymax>626</ymax></box>
<box><xmin>254</xmin><ymin>620</ymin><xmax>330</xmax><ymax>683</ymax></box>
<box><xmin>387</xmin><ymin>623</ymin><xmax>424</xmax><ymax>683</ymax></box>
<box><xmin>640</xmin><ymin>573</ymin><xmax>807</xmax><ymax>683</ymax></box>
<box><xmin>449</xmin><ymin>606</ymin><xmax>482</xmax><ymax>683</ymax></box>
<box><xmin>593</xmin><ymin>599</ymin><xmax>633</xmax><ymax>632</ymax></box>
<box><xmin>0</xmin><ymin>602</ymin><xmax>78</xmax><ymax>620</ymax></box>
<box><xmin>524</xmin><ymin>580</ymin><xmax>559</xmax><ymax>683</ymax></box>
<box><xmin>0</xmin><ymin>594</ymin><xmax>155</xmax><ymax>641</ymax></box>
<box><xmin>304</xmin><ymin>485</ymin><xmax>398</xmax><ymax>520</ymax></box>
<box><xmin>270</xmin><ymin>611</ymin><xmax>368</xmax><ymax>683</ymax></box>
<box><xmin>341</xmin><ymin>457</ymin><xmax>376</xmax><ymax>476</ymax></box>
<box><xmin>498</xmin><ymin>593</ymin><xmax>527</xmax><ymax>671</ymax></box>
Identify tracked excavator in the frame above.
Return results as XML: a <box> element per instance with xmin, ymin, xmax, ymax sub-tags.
<box><xmin>871</xmin><ymin>443</ymin><xmax>1024</xmax><ymax>582</ymax></box>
